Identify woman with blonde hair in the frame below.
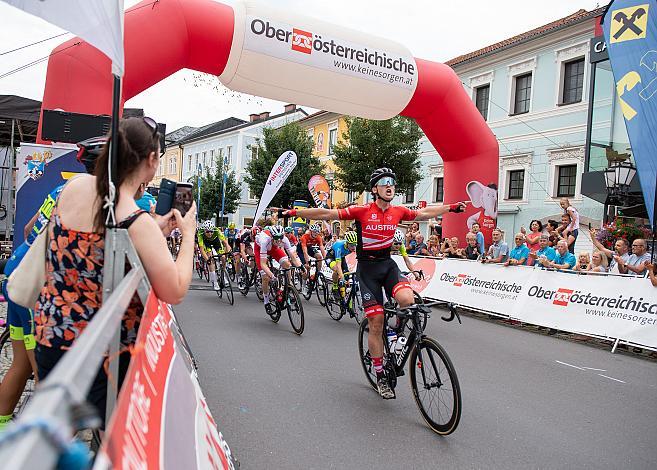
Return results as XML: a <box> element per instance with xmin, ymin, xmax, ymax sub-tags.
<box><xmin>588</xmin><ymin>250</ymin><xmax>608</xmax><ymax>273</ymax></box>
<box><xmin>427</xmin><ymin>235</ymin><xmax>441</xmax><ymax>257</ymax></box>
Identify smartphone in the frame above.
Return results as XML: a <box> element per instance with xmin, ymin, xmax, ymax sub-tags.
<box><xmin>588</xmin><ymin>222</ymin><xmax>592</xmax><ymax>230</ymax></box>
<box><xmin>155</xmin><ymin>178</ymin><xmax>176</xmax><ymax>216</ymax></box>
<box><xmin>173</xmin><ymin>182</ymin><xmax>193</xmax><ymax>217</ymax></box>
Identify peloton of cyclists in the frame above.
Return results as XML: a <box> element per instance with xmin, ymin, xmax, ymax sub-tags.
<box><xmin>283</xmin><ymin>167</ymin><xmax>466</xmax><ymax>399</ymax></box>
<box><xmin>197</xmin><ymin>220</ymin><xmax>232</xmax><ymax>290</ymax></box>
<box><xmin>254</xmin><ymin>225</ymin><xmax>304</xmax><ymax>316</ymax></box>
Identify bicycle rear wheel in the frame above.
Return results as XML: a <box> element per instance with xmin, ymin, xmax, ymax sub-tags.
<box><xmin>357</xmin><ymin>318</ymin><xmax>378</xmax><ymax>392</ymax></box>
<box><xmin>301</xmin><ymin>276</ymin><xmax>314</xmax><ymax>300</ymax></box>
<box><xmin>351</xmin><ymin>286</ymin><xmax>364</xmax><ymax>325</ymax></box>
<box><xmin>292</xmin><ymin>268</ymin><xmax>304</xmax><ymax>292</ymax></box>
<box><xmin>286</xmin><ymin>288</ymin><xmax>305</xmax><ymax>335</ymax></box>
<box><xmin>409</xmin><ymin>336</ymin><xmax>462</xmax><ymax>435</ymax></box>
<box><xmin>227</xmin><ymin>257</ymin><xmax>236</xmax><ymax>281</ymax></box>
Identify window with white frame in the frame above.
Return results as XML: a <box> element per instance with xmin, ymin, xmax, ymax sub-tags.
<box><xmin>226</xmin><ymin>146</ymin><xmax>233</xmax><ymax>166</ymax></box>
<box><xmin>169</xmin><ymin>156</ymin><xmax>176</xmax><ymax>175</ymax></box>
<box><xmin>158</xmin><ymin>158</ymin><xmax>164</xmax><ymax>176</ymax></box>
<box><xmin>433</xmin><ymin>177</ymin><xmax>444</xmax><ymax>203</ymax></box>
<box><xmin>512</xmin><ymin>73</ymin><xmax>532</xmax><ymax>114</ymax></box>
<box><xmin>405</xmin><ymin>186</ymin><xmax>415</xmax><ymax>204</ymax></box>
<box><xmin>546</xmin><ymin>147</ymin><xmax>584</xmax><ymax>200</ymax></box>
<box><xmin>328</xmin><ymin>125</ymin><xmax>338</xmax><ymax>155</ymax></box>
<box><xmin>561</xmin><ymin>58</ymin><xmax>585</xmax><ymax>105</ymax></box>
<box><xmin>475</xmin><ymin>85</ymin><xmax>490</xmax><ymax>121</ymax></box>
<box><xmin>202</xmin><ymin>151</ymin><xmax>207</xmax><ymax>170</ymax></box>
<box><xmin>249</xmin><ymin>145</ymin><xmax>257</xmax><ymax>164</ymax></box>
<box><xmin>194</xmin><ymin>153</ymin><xmax>199</xmax><ymax>173</ymax></box>
<box><xmin>499</xmin><ymin>153</ymin><xmax>531</xmax><ymax>203</ymax></box>
<box><xmin>187</xmin><ymin>155</ymin><xmax>192</xmax><ymax>171</ymax></box>
<box><xmin>248</xmin><ymin>187</ymin><xmax>257</xmax><ymax>201</ymax></box>
<box><xmin>507</xmin><ymin>170</ymin><xmax>525</xmax><ymax>200</ymax></box>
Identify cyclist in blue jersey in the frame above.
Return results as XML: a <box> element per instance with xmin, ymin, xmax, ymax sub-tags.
<box><xmin>326</xmin><ymin>231</ymin><xmax>358</xmax><ymax>296</ymax></box>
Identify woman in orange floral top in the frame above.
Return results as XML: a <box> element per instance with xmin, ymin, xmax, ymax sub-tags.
<box><xmin>35</xmin><ymin>117</ymin><xmax>197</xmax><ymax>425</ymax></box>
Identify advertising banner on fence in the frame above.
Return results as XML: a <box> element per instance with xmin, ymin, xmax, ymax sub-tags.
<box><xmin>98</xmin><ymin>292</ymin><xmax>236</xmax><ymax>469</ymax></box>
<box><xmin>253</xmin><ymin>150</ymin><xmax>297</xmax><ymax>224</ymax></box>
<box><xmin>387</xmin><ymin>256</ymin><xmax>657</xmax><ymax>348</ymax></box>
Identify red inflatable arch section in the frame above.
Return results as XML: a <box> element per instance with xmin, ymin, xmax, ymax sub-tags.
<box><xmin>38</xmin><ymin>0</ymin><xmax>498</xmax><ymax>239</ymax></box>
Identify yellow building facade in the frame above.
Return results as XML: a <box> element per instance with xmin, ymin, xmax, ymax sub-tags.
<box><xmin>298</xmin><ymin>111</ymin><xmax>365</xmax><ymax>233</ymax></box>
<box><xmin>152</xmin><ymin>144</ymin><xmax>183</xmax><ymax>186</ymax></box>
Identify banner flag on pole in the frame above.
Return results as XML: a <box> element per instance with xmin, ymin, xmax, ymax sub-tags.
<box><xmin>602</xmin><ymin>0</ymin><xmax>657</xmax><ymax>224</ymax></box>
<box><xmin>253</xmin><ymin>150</ymin><xmax>297</xmax><ymax>223</ymax></box>
<box><xmin>2</xmin><ymin>0</ymin><xmax>125</xmax><ymax>76</ymax></box>
<box><xmin>308</xmin><ymin>175</ymin><xmax>332</xmax><ymax>208</ymax></box>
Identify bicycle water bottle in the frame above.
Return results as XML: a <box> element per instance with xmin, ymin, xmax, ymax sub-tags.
<box><xmin>386</xmin><ymin>328</ymin><xmax>397</xmax><ymax>350</ymax></box>
<box><xmin>395</xmin><ymin>336</ymin><xmax>407</xmax><ymax>355</ymax></box>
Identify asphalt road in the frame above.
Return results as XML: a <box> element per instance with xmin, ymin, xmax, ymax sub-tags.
<box><xmin>176</xmin><ymin>276</ymin><xmax>657</xmax><ymax>469</ymax></box>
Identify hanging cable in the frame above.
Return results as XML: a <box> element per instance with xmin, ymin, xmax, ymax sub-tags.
<box><xmin>0</xmin><ymin>32</ymin><xmax>70</xmax><ymax>56</ymax></box>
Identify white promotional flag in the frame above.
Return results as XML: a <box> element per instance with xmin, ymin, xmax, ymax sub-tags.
<box><xmin>253</xmin><ymin>150</ymin><xmax>298</xmax><ymax>223</ymax></box>
<box><xmin>3</xmin><ymin>0</ymin><xmax>125</xmax><ymax>76</ymax></box>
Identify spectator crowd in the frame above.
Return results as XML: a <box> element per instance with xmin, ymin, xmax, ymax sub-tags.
<box><xmin>400</xmin><ymin>198</ymin><xmax>653</xmax><ymax>279</ymax></box>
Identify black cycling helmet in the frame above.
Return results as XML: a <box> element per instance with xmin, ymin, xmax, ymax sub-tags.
<box><xmin>369</xmin><ymin>167</ymin><xmax>396</xmax><ymax>189</ymax></box>
<box><xmin>76</xmin><ymin>136</ymin><xmax>107</xmax><ymax>174</ymax></box>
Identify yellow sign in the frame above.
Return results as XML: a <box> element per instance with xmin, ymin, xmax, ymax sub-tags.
<box><xmin>610</xmin><ymin>4</ymin><xmax>649</xmax><ymax>44</ymax></box>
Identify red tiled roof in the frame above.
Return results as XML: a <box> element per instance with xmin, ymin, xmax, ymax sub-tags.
<box><xmin>445</xmin><ymin>7</ymin><xmax>606</xmax><ymax>67</ymax></box>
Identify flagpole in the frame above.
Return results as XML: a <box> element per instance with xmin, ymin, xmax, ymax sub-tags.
<box><xmin>106</xmin><ymin>74</ymin><xmax>121</xmax><ymax>227</ymax></box>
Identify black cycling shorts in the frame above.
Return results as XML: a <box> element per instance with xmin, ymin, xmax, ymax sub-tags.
<box><xmin>297</xmin><ymin>244</ymin><xmax>318</xmax><ymax>264</ymax></box>
<box><xmin>356</xmin><ymin>258</ymin><xmax>410</xmax><ymax>317</ymax></box>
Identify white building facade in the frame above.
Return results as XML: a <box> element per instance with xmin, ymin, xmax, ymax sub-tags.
<box><xmin>180</xmin><ymin>105</ymin><xmax>307</xmax><ymax>226</ymax></box>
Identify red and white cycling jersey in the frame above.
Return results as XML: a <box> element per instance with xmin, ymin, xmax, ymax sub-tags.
<box><xmin>255</xmin><ymin>230</ymin><xmax>293</xmax><ymax>254</ymax></box>
<box><xmin>338</xmin><ymin>202</ymin><xmax>417</xmax><ymax>259</ymax></box>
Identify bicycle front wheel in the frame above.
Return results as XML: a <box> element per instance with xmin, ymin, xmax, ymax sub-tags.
<box><xmin>286</xmin><ymin>287</ymin><xmax>305</xmax><ymax>335</ymax></box>
<box><xmin>316</xmin><ymin>274</ymin><xmax>327</xmax><ymax>306</ymax></box>
<box><xmin>409</xmin><ymin>336</ymin><xmax>462</xmax><ymax>435</ymax></box>
<box><xmin>357</xmin><ymin>318</ymin><xmax>378</xmax><ymax>392</ymax></box>
<box><xmin>325</xmin><ymin>288</ymin><xmax>344</xmax><ymax>321</ymax></box>
<box><xmin>223</xmin><ymin>268</ymin><xmax>234</xmax><ymax>305</ymax></box>
<box><xmin>255</xmin><ymin>272</ymin><xmax>264</xmax><ymax>301</ymax></box>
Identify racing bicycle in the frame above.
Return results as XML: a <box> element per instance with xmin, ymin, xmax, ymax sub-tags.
<box><xmin>212</xmin><ymin>254</ymin><xmax>234</xmax><ymax>305</ymax></box>
<box><xmin>265</xmin><ymin>266</ymin><xmax>305</xmax><ymax>335</ymax></box>
<box><xmin>324</xmin><ymin>271</ymin><xmax>364</xmax><ymax>324</ymax></box>
<box><xmin>358</xmin><ymin>298</ymin><xmax>462</xmax><ymax>435</ymax></box>
<box><xmin>301</xmin><ymin>258</ymin><xmax>327</xmax><ymax>306</ymax></box>
<box><xmin>238</xmin><ymin>255</ymin><xmax>257</xmax><ymax>296</ymax></box>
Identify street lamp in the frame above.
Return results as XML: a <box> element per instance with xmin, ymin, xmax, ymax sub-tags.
<box><xmin>604</xmin><ymin>161</ymin><xmax>636</xmax><ymax>195</ymax></box>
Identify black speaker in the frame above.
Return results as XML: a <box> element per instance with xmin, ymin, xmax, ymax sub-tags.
<box><xmin>42</xmin><ymin>110</ymin><xmax>110</xmax><ymax>143</ymax></box>
<box><xmin>42</xmin><ymin>110</ymin><xmax>167</xmax><ymax>152</ymax></box>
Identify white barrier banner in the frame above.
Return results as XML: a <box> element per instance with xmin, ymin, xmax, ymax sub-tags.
<box><xmin>386</xmin><ymin>256</ymin><xmax>657</xmax><ymax>348</ymax></box>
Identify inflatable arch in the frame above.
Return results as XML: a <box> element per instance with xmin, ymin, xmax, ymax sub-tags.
<box><xmin>38</xmin><ymin>0</ymin><xmax>499</xmax><ymax>239</ymax></box>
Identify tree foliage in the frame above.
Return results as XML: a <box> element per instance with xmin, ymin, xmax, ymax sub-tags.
<box><xmin>333</xmin><ymin>116</ymin><xmax>423</xmax><ymax>195</ymax></box>
<box><xmin>191</xmin><ymin>156</ymin><xmax>241</xmax><ymax>221</ymax></box>
<box><xmin>245</xmin><ymin>122</ymin><xmax>324</xmax><ymax>208</ymax></box>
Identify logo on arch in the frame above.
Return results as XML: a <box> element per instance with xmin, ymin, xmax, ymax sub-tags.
<box><xmin>292</xmin><ymin>28</ymin><xmax>312</xmax><ymax>54</ymax></box>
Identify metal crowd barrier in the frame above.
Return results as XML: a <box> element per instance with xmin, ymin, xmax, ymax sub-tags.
<box><xmin>0</xmin><ymin>228</ymin><xmax>150</xmax><ymax>469</ymax></box>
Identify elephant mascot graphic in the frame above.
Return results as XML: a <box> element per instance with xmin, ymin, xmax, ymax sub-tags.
<box><xmin>466</xmin><ymin>181</ymin><xmax>498</xmax><ymax>244</ymax></box>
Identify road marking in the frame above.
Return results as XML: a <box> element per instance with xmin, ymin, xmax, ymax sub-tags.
<box><xmin>597</xmin><ymin>374</ymin><xmax>626</xmax><ymax>384</ymax></box>
<box><xmin>555</xmin><ymin>360</ymin><xmax>585</xmax><ymax>370</ymax></box>
<box><xmin>581</xmin><ymin>367</ymin><xmax>607</xmax><ymax>372</ymax></box>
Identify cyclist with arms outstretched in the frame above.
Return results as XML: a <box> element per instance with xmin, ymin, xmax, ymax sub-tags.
<box><xmin>284</xmin><ymin>168</ymin><xmax>466</xmax><ymax>399</ymax></box>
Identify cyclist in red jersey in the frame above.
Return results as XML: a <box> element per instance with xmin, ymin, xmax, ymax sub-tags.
<box><xmin>298</xmin><ymin>223</ymin><xmax>327</xmax><ymax>267</ymax></box>
<box><xmin>283</xmin><ymin>168</ymin><xmax>466</xmax><ymax>399</ymax></box>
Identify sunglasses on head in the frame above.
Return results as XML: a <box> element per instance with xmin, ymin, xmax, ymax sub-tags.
<box><xmin>376</xmin><ymin>176</ymin><xmax>396</xmax><ymax>186</ymax></box>
<box><xmin>142</xmin><ymin>116</ymin><xmax>158</xmax><ymax>135</ymax></box>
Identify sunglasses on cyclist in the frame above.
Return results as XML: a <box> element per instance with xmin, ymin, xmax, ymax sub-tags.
<box><xmin>376</xmin><ymin>176</ymin><xmax>396</xmax><ymax>186</ymax></box>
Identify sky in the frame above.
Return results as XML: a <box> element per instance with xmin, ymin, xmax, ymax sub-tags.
<box><xmin>0</xmin><ymin>0</ymin><xmax>602</xmax><ymax>132</ymax></box>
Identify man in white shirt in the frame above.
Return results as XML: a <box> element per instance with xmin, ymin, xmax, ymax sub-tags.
<box><xmin>618</xmin><ymin>238</ymin><xmax>650</xmax><ymax>276</ymax></box>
